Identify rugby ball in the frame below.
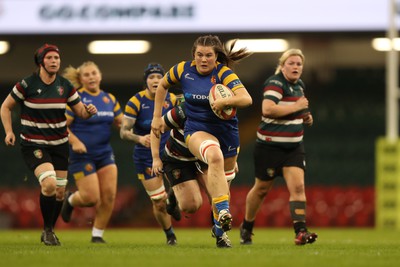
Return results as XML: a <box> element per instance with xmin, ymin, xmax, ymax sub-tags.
<box><xmin>209</xmin><ymin>84</ymin><xmax>237</xmax><ymax>120</ymax></box>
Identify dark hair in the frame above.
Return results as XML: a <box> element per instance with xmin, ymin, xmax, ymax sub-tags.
<box><xmin>191</xmin><ymin>35</ymin><xmax>252</xmax><ymax>69</ymax></box>
<box><xmin>34</xmin><ymin>43</ymin><xmax>60</xmax><ymax>66</ymax></box>
<box><xmin>143</xmin><ymin>63</ymin><xmax>165</xmax><ymax>82</ymax></box>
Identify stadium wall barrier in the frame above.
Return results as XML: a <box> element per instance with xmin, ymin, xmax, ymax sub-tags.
<box><xmin>0</xmin><ymin>185</ymin><xmax>375</xmax><ymax>229</ymax></box>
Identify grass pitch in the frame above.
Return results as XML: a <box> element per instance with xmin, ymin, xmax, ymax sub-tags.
<box><xmin>0</xmin><ymin>228</ymin><xmax>399</xmax><ymax>267</ymax></box>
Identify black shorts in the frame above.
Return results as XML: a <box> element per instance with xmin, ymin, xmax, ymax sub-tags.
<box><xmin>21</xmin><ymin>142</ymin><xmax>69</xmax><ymax>172</ymax></box>
<box><xmin>253</xmin><ymin>141</ymin><xmax>306</xmax><ymax>181</ymax></box>
<box><xmin>163</xmin><ymin>159</ymin><xmax>200</xmax><ymax>187</ymax></box>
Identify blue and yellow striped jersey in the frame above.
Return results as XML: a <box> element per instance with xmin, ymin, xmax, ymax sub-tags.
<box><xmin>124</xmin><ymin>89</ymin><xmax>176</xmax><ymax>160</ymax></box>
<box><xmin>164</xmin><ymin>60</ymin><xmax>243</xmax><ymax>124</ymax></box>
<box><xmin>66</xmin><ymin>88</ymin><xmax>122</xmax><ymax>155</ymax></box>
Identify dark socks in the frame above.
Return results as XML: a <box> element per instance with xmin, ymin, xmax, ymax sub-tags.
<box><xmin>293</xmin><ymin>221</ymin><xmax>307</xmax><ymax>234</ymax></box>
<box><xmin>164</xmin><ymin>226</ymin><xmax>175</xmax><ymax>238</ymax></box>
<box><xmin>242</xmin><ymin>219</ymin><xmax>255</xmax><ymax>232</ymax></box>
<box><xmin>52</xmin><ymin>200</ymin><xmax>63</xmax><ymax>228</ymax></box>
<box><xmin>40</xmin><ymin>193</ymin><xmax>56</xmax><ymax>231</ymax></box>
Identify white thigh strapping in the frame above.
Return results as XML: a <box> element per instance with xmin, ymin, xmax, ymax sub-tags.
<box><xmin>199</xmin><ymin>140</ymin><xmax>220</xmax><ymax>164</ymax></box>
<box><xmin>37</xmin><ymin>170</ymin><xmax>56</xmax><ymax>183</ymax></box>
<box><xmin>146</xmin><ymin>185</ymin><xmax>167</xmax><ymax>200</ymax></box>
<box><xmin>56</xmin><ymin>177</ymin><xmax>68</xmax><ymax>187</ymax></box>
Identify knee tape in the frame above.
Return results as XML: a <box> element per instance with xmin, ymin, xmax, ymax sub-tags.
<box><xmin>56</xmin><ymin>177</ymin><xmax>68</xmax><ymax>187</ymax></box>
<box><xmin>37</xmin><ymin>171</ymin><xmax>56</xmax><ymax>183</ymax></box>
<box><xmin>225</xmin><ymin>169</ymin><xmax>236</xmax><ymax>182</ymax></box>
<box><xmin>146</xmin><ymin>185</ymin><xmax>167</xmax><ymax>200</ymax></box>
<box><xmin>199</xmin><ymin>140</ymin><xmax>220</xmax><ymax>164</ymax></box>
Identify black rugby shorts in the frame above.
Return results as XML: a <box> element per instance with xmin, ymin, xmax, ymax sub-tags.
<box><xmin>253</xmin><ymin>142</ymin><xmax>305</xmax><ymax>181</ymax></box>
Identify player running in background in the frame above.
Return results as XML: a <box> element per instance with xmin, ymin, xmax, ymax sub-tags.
<box><xmin>61</xmin><ymin>61</ymin><xmax>123</xmax><ymax>243</ymax></box>
<box><xmin>120</xmin><ymin>63</ymin><xmax>178</xmax><ymax>245</ymax></box>
<box><xmin>239</xmin><ymin>48</ymin><xmax>317</xmax><ymax>246</ymax></box>
<box><xmin>0</xmin><ymin>44</ymin><xmax>97</xmax><ymax>246</ymax></box>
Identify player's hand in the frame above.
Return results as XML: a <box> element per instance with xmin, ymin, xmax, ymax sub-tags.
<box><xmin>4</xmin><ymin>132</ymin><xmax>15</xmax><ymax>146</ymax></box>
<box><xmin>151</xmin><ymin>157</ymin><xmax>164</xmax><ymax>176</ymax></box>
<box><xmin>140</xmin><ymin>134</ymin><xmax>151</xmax><ymax>148</ymax></box>
<box><xmin>72</xmin><ymin>141</ymin><xmax>87</xmax><ymax>153</ymax></box>
<box><xmin>211</xmin><ymin>98</ymin><xmax>226</xmax><ymax>113</ymax></box>
<box><xmin>84</xmin><ymin>103</ymin><xmax>97</xmax><ymax>116</ymax></box>
<box><xmin>302</xmin><ymin>112</ymin><xmax>313</xmax><ymax>126</ymax></box>
<box><xmin>295</xmin><ymin>97</ymin><xmax>309</xmax><ymax>111</ymax></box>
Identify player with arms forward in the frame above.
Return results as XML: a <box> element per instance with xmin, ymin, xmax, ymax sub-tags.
<box><xmin>0</xmin><ymin>44</ymin><xmax>97</xmax><ymax>246</ymax></box>
<box><xmin>151</xmin><ymin>35</ymin><xmax>252</xmax><ymax>248</ymax></box>
<box><xmin>240</xmin><ymin>48</ymin><xmax>317</xmax><ymax>246</ymax></box>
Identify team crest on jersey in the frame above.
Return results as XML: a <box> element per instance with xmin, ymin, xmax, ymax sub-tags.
<box><xmin>172</xmin><ymin>169</ymin><xmax>181</xmax><ymax>180</ymax></box>
<box><xmin>103</xmin><ymin>96</ymin><xmax>110</xmax><ymax>104</ymax></box>
<box><xmin>57</xmin><ymin>86</ymin><xmax>64</xmax><ymax>96</ymax></box>
<box><xmin>210</xmin><ymin>75</ymin><xmax>216</xmax><ymax>84</ymax></box>
<box><xmin>163</xmin><ymin>101</ymin><xmax>170</xmax><ymax>109</ymax></box>
<box><xmin>33</xmin><ymin>149</ymin><xmax>43</xmax><ymax>159</ymax></box>
<box><xmin>85</xmin><ymin>164</ymin><xmax>93</xmax><ymax>172</ymax></box>
<box><xmin>267</xmin><ymin>168</ymin><xmax>275</xmax><ymax>177</ymax></box>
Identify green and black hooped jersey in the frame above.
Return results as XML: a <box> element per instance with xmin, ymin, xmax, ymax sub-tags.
<box><xmin>10</xmin><ymin>73</ymin><xmax>81</xmax><ymax>146</ymax></box>
<box><xmin>256</xmin><ymin>72</ymin><xmax>308</xmax><ymax>149</ymax></box>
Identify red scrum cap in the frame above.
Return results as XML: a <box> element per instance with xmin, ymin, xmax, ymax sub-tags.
<box><xmin>34</xmin><ymin>43</ymin><xmax>60</xmax><ymax>66</ymax></box>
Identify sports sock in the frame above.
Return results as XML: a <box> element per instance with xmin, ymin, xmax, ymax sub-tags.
<box><xmin>213</xmin><ymin>195</ymin><xmax>230</xmax><ymax>214</ymax></box>
<box><xmin>92</xmin><ymin>227</ymin><xmax>104</xmax><ymax>238</ymax></box>
<box><xmin>40</xmin><ymin>193</ymin><xmax>56</xmax><ymax>231</ymax></box>
<box><xmin>52</xmin><ymin>200</ymin><xmax>63</xmax><ymax>228</ymax></box>
<box><xmin>293</xmin><ymin>221</ymin><xmax>307</xmax><ymax>234</ymax></box>
<box><xmin>68</xmin><ymin>192</ymin><xmax>75</xmax><ymax>206</ymax></box>
<box><xmin>164</xmin><ymin>226</ymin><xmax>175</xmax><ymax>238</ymax></box>
<box><xmin>213</xmin><ymin>221</ymin><xmax>224</xmax><ymax>237</ymax></box>
<box><xmin>242</xmin><ymin>219</ymin><xmax>255</xmax><ymax>232</ymax></box>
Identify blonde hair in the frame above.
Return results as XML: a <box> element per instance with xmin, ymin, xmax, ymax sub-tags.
<box><xmin>275</xmin><ymin>49</ymin><xmax>305</xmax><ymax>75</ymax></box>
<box><xmin>62</xmin><ymin>61</ymin><xmax>101</xmax><ymax>89</ymax></box>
